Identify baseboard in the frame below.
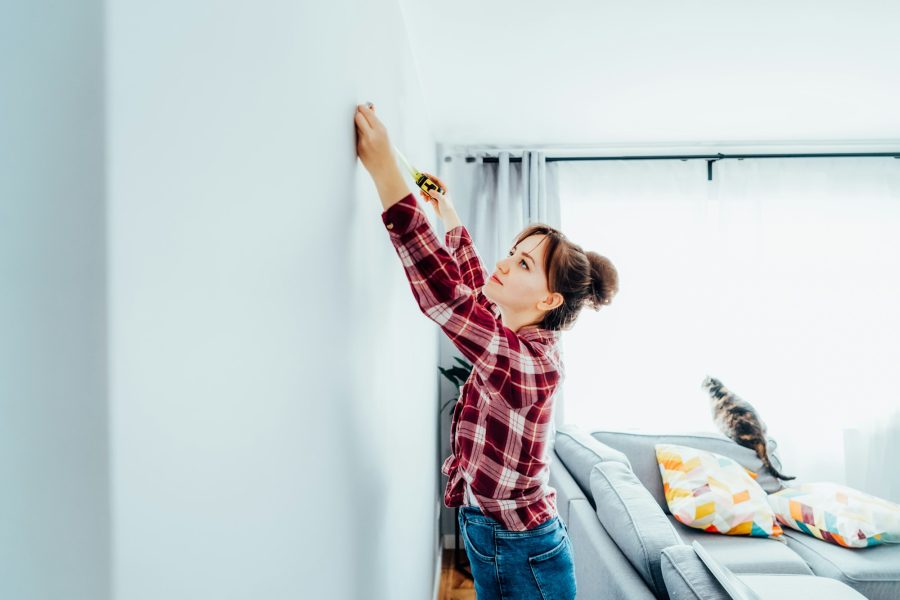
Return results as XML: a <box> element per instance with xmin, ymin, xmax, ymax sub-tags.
<box><xmin>433</xmin><ymin>500</ymin><xmax>449</xmax><ymax>600</ymax></box>
<box><xmin>432</xmin><ymin>536</ymin><xmax>442</xmax><ymax>600</ymax></box>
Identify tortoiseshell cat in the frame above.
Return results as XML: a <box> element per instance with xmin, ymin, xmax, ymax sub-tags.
<box><xmin>702</xmin><ymin>375</ymin><xmax>796</xmax><ymax>481</ymax></box>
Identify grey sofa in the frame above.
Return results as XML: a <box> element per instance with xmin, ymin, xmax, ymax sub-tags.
<box><xmin>548</xmin><ymin>424</ymin><xmax>900</xmax><ymax>599</ymax></box>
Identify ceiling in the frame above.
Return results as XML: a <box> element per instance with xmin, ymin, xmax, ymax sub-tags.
<box><xmin>398</xmin><ymin>0</ymin><xmax>900</xmax><ymax>151</ymax></box>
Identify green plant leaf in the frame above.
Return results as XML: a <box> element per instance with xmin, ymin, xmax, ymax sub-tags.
<box><xmin>453</xmin><ymin>357</ymin><xmax>473</xmax><ymax>370</ymax></box>
<box><xmin>438</xmin><ymin>356</ymin><xmax>474</xmax><ymax>413</ymax></box>
<box><xmin>438</xmin><ymin>366</ymin><xmax>462</xmax><ymax>386</ymax></box>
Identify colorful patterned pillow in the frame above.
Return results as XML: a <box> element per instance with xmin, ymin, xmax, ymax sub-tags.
<box><xmin>655</xmin><ymin>443</ymin><xmax>784</xmax><ymax>540</ymax></box>
<box><xmin>767</xmin><ymin>482</ymin><xmax>900</xmax><ymax>548</ymax></box>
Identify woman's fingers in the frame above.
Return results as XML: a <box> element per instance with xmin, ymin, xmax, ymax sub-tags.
<box><xmin>414</xmin><ymin>169</ymin><xmax>448</xmax><ymax>202</ymax></box>
<box><xmin>425</xmin><ymin>173</ymin><xmax>447</xmax><ymax>192</ymax></box>
<box><xmin>359</xmin><ymin>103</ymin><xmax>383</xmax><ymax>129</ymax></box>
<box><xmin>356</xmin><ymin>104</ymin><xmax>375</xmax><ymax>129</ymax></box>
<box><xmin>354</xmin><ymin>109</ymin><xmax>371</xmax><ymax>132</ymax></box>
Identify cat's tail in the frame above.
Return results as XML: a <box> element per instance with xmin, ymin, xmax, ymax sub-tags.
<box><xmin>755</xmin><ymin>441</ymin><xmax>796</xmax><ymax>481</ymax></box>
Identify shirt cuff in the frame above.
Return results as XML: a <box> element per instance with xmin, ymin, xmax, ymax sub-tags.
<box><xmin>381</xmin><ymin>192</ymin><xmax>426</xmax><ymax>237</ymax></box>
<box><xmin>444</xmin><ymin>225</ymin><xmax>469</xmax><ymax>251</ymax></box>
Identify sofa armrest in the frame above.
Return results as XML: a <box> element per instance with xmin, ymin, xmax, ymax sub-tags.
<box><xmin>549</xmin><ymin>448</ymin><xmax>588</xmax><ymax>525</ymax></box>
<box><xmin>568</xmin><ymin>498</ymin><xmax>657</xmax><ymax>600</ymax></box>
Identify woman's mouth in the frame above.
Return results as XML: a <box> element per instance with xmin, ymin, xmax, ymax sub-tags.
<box><xmin>491</xmin><ymin>274</ymin><xmax>503</xmax><ymax>286</ymax></box>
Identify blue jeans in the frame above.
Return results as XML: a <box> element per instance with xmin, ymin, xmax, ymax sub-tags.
<box><xmin>458</xmin><ymin>506</ymin><xmax>577</xmax><ymax>599</ymax></box>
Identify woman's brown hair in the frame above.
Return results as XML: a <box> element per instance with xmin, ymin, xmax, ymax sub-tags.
<box><xmin>512</xmin><ymin>223</ymin><xmax>619</xmax><ymax>331</ymax></box>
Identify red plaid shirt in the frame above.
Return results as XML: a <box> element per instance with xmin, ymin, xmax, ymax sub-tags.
<box><xmin>382</xmin><ymin>192</ymin><xmax>565</xmax><ymax>531</ymax></box>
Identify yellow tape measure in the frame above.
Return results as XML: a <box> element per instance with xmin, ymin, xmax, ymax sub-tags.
<box><xmin>392</xmin><ymin>144</ymin><xmax>445</xmax><ymax>197</ymax></box>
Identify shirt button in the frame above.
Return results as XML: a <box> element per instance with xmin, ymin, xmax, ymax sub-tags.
<box><xmin>386</xmin><ymin>223</ymin><xmax>394</xmax><ymax>230</ymax></box>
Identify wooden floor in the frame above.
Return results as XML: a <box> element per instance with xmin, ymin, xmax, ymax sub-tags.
<box><xmin>438</xmin><ymin>548</ymin><xmax>476</xmax><ymax>600</ymax></box>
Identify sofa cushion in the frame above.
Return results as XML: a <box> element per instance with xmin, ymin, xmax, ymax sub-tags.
<box><xmin>593</xmin><ymin>430</ymin><xmax>786</xmax><ymax>514</ymax></box>
<box><xmin>768</xmin><ymin>482</ymin><xmax>900</xmax><ymax>547</ymax></box>
<box><xmin>590</xmin><ymin>461</ymin><xmax>683</xmax><ymax>598</ymax></box>
<box><xmin>738</xmin><ymin>575</ymin><xmax>868</xmax><ymax>599</ymax></box>
<box><xmin>555</xmin><ymin>425</ymin><xmax>632</xmax><ymax>504</ymax></box>
<box><xmin>782</xmin><ymin>528</ymin><xmax>900</xmax><ymax>600</ymax></box>
<box><xmin>662</xmin><ymin>543</ymin><xmax>867</xmax><ymax>600</ymax></box>
<box><xmin>656</xmin><ymin>443</ymin><xmax>783</xmax><ymax>539</ymax></box>
<box><xmin>661</xmin><ymin>543</ymin><xmax>868</xmax><ymax>600</ymax></box>
<box><xmin>693</xmin><ymin>538</ymin><xmax>867</xmax><ymax>600</ymax></box>
<box><xmin>667</xmin><ymin>515</ymin><xmax>813</xmax><ymax>575</ymax></box>
<box><xmin>659</xmin><ymin>544</ymin><xmax>731</xmax><ymax>600</ymax></box>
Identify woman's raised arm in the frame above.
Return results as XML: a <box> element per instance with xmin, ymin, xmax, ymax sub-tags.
<box><xmin>380</xmin><ymin>194</ymin><xmax>559</xmax><ymax>410</ymax></box>
<box><xmin>354</xmin><ymin>103</ymin><xmax>409</xmax><ymax>211</ymax></box>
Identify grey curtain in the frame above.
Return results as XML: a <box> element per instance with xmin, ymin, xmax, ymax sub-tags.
<box><xmin>463</xmin><ymin>151</ymin><xmax>562</xmax><ymax>272</ymax></box>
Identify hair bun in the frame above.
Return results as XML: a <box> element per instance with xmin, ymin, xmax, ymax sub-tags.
<box><xmin>584</xmin><ymin>251</ymin><xmax>619</xmax><ymax>310</ymax></box>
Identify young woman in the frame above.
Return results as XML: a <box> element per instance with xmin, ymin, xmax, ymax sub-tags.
<box><xmin>355</xmin><ymin>103</ymin><xmax>619</xmax><ymax>600</ymax></box>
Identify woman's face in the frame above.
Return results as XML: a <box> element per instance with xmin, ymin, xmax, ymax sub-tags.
<box><xmin>483</xmin><ymin>234</ymin><xmax>562</xmax><ymax>317</ymax></box>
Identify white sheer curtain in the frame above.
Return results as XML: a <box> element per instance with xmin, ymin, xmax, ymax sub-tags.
<box><xmin>557</xmin><ymin>156</ymin><xmax>900</xmax><ymax>499</ymax></box>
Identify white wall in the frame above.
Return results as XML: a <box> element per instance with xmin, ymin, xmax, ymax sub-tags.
<box><xmin>107</xmin><ymin>1</ymin><xmax>439</xmax><ymax>599</ymax></box>
<box><xmin>2</xmin><ymin>1</ymin><xmax>440</xmax><ymax>599</ymax></box>
<box><xmin>0</xmin><ymin>2</ymin><xmax>109</xmax><ymax>599</ymax></box>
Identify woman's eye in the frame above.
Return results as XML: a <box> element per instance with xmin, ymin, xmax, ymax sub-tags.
<box><xmin>508</xmin><ymin>250</ymin><xmax>528</xmax><ymax>269</ymax></box>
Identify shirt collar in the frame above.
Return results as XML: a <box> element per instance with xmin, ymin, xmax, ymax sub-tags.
<box><xmin>516</xmin><ymin>323</ymin><xmax>561</xmax><ymax>345</ymax></box>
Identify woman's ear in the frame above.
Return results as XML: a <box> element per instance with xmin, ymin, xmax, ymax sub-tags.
<box><xmin>539</xmin><ymin>292</ymin><xmax>564</xmax><ymax>312</ymax></box>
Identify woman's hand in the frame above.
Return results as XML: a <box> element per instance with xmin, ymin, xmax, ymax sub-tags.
<box><xmin>420</xmin><ymin>173</ymin><xmax>462</xmax><ymax>230</ymax></box>
<box><xmin>419</xmin><ymin>172</ymin><xmax>455</xmax><ymax>220</ymax></box>
<box><xmin>355</xmin><ymin>102</ymin><xmax>410</xmax><ymax>210</ymax></box>
<box><xmin>355</xmin><ymin>103</ymin><xmax>396</xmax><ymax>179</ymax></box>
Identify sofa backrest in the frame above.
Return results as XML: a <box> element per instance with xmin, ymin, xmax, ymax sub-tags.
<box><xmin>554</xmin><ymin>424</ymin><xmax>632</xmax><ymax>507</ymax></box>
<box><xmin>591</xmin><ymin>430</ymin><xmax>786</xmax><ymax>513</ymax></box>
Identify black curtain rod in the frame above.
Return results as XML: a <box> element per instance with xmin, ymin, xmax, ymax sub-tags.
<box><xmin>463</xmin><ymin>151</ymin><xmax>900</xmax><ymax>181</ymax></box>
